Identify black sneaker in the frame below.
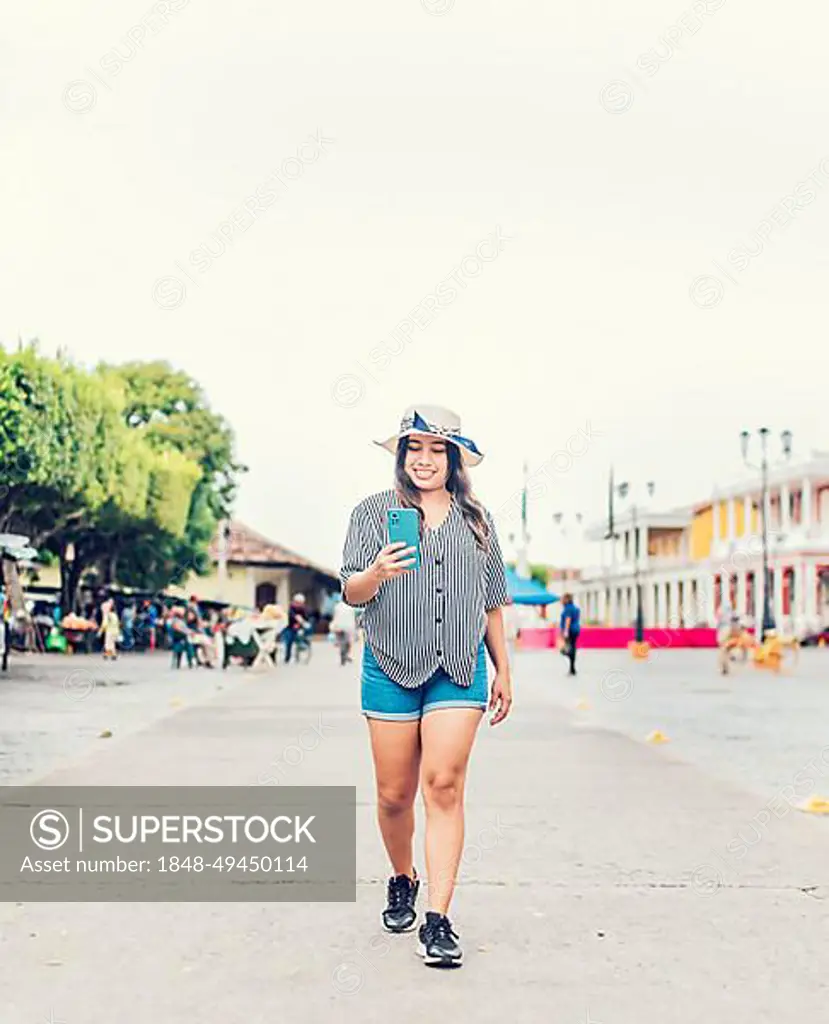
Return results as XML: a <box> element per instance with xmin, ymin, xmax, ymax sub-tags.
<box><xmin>382</xmin><ymin>871</ymin><xmax>419</xmax><ymax>933</ymax></box>
<box><xmin>417</xmin><ymin>911</ymin><xmax>463</xmax><ymax>967</ymax></box>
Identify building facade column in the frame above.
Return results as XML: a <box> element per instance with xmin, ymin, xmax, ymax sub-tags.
<box><xmin>678</xmin><ymin>576</ymin><xmax>691</xmax><ymax>625</ymax></box>
<box><xmin>667</xmin><ymin>579</ymin><xmax>679</xmax><ymax>627</ymax></box>
<box><xmin>743</xmin><ymin>493</ymin><xmax>753</xmax><ymax>538</ymax></box>
<box><xmin>712</xmin><ymin>491</ymin><xmax>721</xmax><ymax>551</ymax></box>
<box><xmin>773</xmin><ymin>566</ymin><xmax>784</xmax><ymax>625</ymax></box>
<box><xmin>755</xmin><ymin>568</ymin><xmax>765</xmax><ymax>631</ymax></box>
<box><xmin>704</xmin><ymin>571</ymin><xmax>716</xmax><ymax>625</ymax></box>
<box><xmin>780</xmin><ymin>483</ymin><xmax>791</xmax><ymax>534</ymax></box>
<box><xmin>802</xmin><ymin>478</ymin><xmax>813</xmax><ymax>533</ymax></box>
<box><xmin>764</xmin><ymin>489</ymin><xmax>773</xmax><ymax>542</ymax></box>
<box><xmin>726</xmin><ymin>497</ymin><xmax>736</xmax><ymax>545</ymax></box>
<box><xmin>803</xmin><ymin>563</ymin><xmax>817</xmax><ymax>620</ymax></box>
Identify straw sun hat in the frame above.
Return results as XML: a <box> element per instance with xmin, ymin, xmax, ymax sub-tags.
<box><xmin>374</xmin><ymin>404</ymin><xmax>484</xmax><ymax>467</ymax></box>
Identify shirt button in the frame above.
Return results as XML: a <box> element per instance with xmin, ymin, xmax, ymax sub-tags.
<box><xmin>436</xmin><ymin>617</ymin><xmax>442</xmax><ymax>624</ymax></box>
<box><xmin>436</xmin><ymin>587</ymin><xmax>443</xmax><ymax>594</ymax></box>
<box><xmin>436</xmin><ymin>558</ymin><xmax>443</xmax><ymax>565</ymax></box>
<box><xmin>437</xmin><ymin>649</ymin><xmax>443</xmax><ymax>656</ymax></box>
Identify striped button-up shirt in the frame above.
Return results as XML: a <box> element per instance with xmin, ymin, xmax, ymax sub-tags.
<box><xmin>340</xmin><ymin>489</ymin><xmax>510</xmax><ymax>689</ymax></box>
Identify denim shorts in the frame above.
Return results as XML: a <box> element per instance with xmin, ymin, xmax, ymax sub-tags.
<box><xmin>361</xmin><ymin>642</ymin><xmax>489</xmax><ymax>721</ymax></box>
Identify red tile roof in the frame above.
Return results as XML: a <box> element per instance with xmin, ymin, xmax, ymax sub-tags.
<box><xmin>208</xmin><ymin>520</ymin><xmax>338</xmax><ymax>580</ymax></box>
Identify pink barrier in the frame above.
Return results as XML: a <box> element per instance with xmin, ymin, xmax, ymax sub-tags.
<box><xmin>518</xmin><ymin>626</ymin><xmax>719</xmax><ymax>650</ymax></box>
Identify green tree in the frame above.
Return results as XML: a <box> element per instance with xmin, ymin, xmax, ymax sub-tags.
<box><xmin>104</xmin><ymin>361</ymin><xmax>245</xmax><ymax>591</ymax></box>
<box><xmin>1</xmin><ymin>345</ymin><xmax>213</xmax><ymax>610</ymax></box>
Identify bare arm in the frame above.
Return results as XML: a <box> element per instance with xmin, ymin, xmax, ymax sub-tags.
<box><xmin>344</xmin><ymin>542</ymin><xmax>416</xmax><ymax>607</ymax></box>
<box><xmin>344</xmin><ymin>566</ymin><xmax>382</xmax><ymax>607</ymax></box>
<box><xmin>485</xmin><ymin>606</ymin><xmax>513</xmax><ymax>726</ymax></box>
<box><xmin>484</xmin><ymin>606</ymin><xmax>510</xmax><ymax>676</ymax></box>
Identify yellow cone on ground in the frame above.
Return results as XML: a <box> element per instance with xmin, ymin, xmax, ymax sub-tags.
<box><xmin>646</xmin><ymin>729</ymin><xmax>670</xmax><ymax>744</ymax></box>
<box><xmin>99</xmin><ymin>729</ymin><xmax>113</xmax><ymax>739</ymax></box>
<box><xmin>575</xmin><ymin>698</ymin><xmax>591</xmax><ymax>711</ymax></box>
<box><xmin>798</xmin><ymin>796</ymin><xmax>829</xmax><ymax>815</ymax></box>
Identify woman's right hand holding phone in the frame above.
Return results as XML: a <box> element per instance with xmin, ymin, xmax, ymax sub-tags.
<box><xmin>370</xmin><ymin>542</ymin><xmax>417</xmax><ymax>582</ymax></box>
<box><xmin>344</xmin><ymin>543</ymin><xmax>416</xmax><ymax>606</ymax></box>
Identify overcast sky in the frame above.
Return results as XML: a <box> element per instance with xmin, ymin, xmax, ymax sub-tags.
<box><xmin>4</xmin><ymin>0</ymin><xmax>828</xmax><ymax>571</ymax></box>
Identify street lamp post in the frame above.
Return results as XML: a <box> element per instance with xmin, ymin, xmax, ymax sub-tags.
<box><xmin>617</xmin><ymin>480</ymin><xmax>655</xmax><ymax>645</ymax></box>
<box><xmin>739</xmin><ymin>428</ymin><xmax>792</xmax><ymax>641</ymax></box>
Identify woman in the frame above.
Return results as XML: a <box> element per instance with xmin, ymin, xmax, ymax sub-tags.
<box><xmin>99</xmin><ymin>599</ymin><xmax>120</xmax><ymax>662</ymax></box>
<box><xmin>340</xmin><ymin>404</ymin><xmax>513</xmax><ymax>969</ymax></box>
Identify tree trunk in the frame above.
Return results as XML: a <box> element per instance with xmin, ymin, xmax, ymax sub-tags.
<box><xmin>101</xmin><ymin>551</ymin><xmax>118</xmax><ymax>586</ymax></box>
<box><xmin>60</xmin><ymin>555</ymin><xmax>84</xmax><ymax>615</ymax></box>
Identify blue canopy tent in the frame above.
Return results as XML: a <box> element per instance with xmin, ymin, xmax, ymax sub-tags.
<box><xmin>504</xmin><ymin>566</ymin><xmax>559</xmax><ymax>606</ymax></box>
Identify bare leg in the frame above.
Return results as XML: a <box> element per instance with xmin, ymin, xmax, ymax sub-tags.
<box><xmin>366</xmin><ymin>719</ymin><xmax>421</xmax><ymax>877</ymax></box>
<box><xmin>419</xmin><ymin>709</ymin><xmax>483</xmax><ymax>915</ymax></box>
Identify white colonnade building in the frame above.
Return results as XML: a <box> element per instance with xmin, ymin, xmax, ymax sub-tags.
<box><xmin>574</xmin><ymin>453</ymin><xmax>829</xmax><ymax>637</ymax></box>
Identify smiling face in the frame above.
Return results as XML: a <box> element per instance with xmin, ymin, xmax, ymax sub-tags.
<box><xmin>403</xmin><ymin>433</ymin><xmax>451</xmax><ymax>492</ymax></box>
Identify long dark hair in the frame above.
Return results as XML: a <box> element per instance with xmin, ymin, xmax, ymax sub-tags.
<box><xmin>394</xmin><ymin>437</ymin><xmax>491</xmax><ymax>550</ymax></box>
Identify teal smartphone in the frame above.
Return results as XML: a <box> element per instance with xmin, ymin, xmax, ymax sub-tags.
<box><xmin>387</xmin><ymin>508</ymin><xmax>421</xmax><ymax>570</ymax></box>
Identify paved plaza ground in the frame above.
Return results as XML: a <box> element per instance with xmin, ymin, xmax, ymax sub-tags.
<box><xmin>0</xmin><ymin>642</ymin><xmax>827</xmax><ymax>1022</ymax></box>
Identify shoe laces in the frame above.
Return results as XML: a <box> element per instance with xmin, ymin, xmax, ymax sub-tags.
<box><xmin>431</xmin><ymin>915</ymin><xmax>458</xmax><ymax>942</ymax></box>
<box><xmin>387</xmin><ymin>874</ymin><xmax>412</xmax><ymax>909</ymax></box>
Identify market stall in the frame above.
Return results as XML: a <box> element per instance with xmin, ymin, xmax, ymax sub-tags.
<box><xmin>0</xmin><ymin>533</ymin><xmax>40</xmax><ymax>669</ymax></box>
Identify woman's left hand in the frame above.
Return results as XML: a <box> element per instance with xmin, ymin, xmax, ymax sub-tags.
<box><xmin>488</xmin><ymin>670</ymin><xmax>513</xmax><ymax>726</ymax></box>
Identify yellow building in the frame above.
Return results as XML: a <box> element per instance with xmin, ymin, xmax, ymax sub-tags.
<box><xmin>180</xmin><ymin>520</ymin><xmax>339</xmax><ymax>614</ymax></box>
<box><xmin>24</xmin><ymin>521</ymin><xmax>340</xmax><ymax>617</ymax></box>
<box><xmin>575</xmin><ymin>453</ymin><xmax>829</xmax><ymax>635</ymax></box>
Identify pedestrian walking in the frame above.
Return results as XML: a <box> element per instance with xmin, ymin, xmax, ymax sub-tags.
<box><xmin>170</xmin><ymin>607</ymin><xmax>195</xmax><ymax>669</ymax></box>
<box><xmin>559</xmin><ymin>592</ymin><xmax>581</xmax><ymax>675</ymax></box>
<box><xmin>142</xmin><ymin>600</ymin><xmax>159</xmax><ymax>651</ymax></box>
<box><xmin>340</xmin><ymin>404</ymin><xmax>512</xmax><ymax>969</ymax></box>
<box><xmin>283</xmin><ymin>593</ymin><xmax>308</xmax><ymax>663</ymax></box>
<box><xmin>99</xmin><ymin>600</ymin><xmax>120</xmax><ymax>661</ymax></box>
<box><xmin>329</xmin><ymin>597</ymin><xmax>357</xmax><ymax>665</ymax></box>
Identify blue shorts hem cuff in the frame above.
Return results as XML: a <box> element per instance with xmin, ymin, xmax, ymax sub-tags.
<box><xmin>362</xmin><ymin>709</ymin><xmax>422</xmax><ymax>721</ymax></box>
<box><xmin>422</xmin><ymin>701</ymin><xmax>488</xmax><ymax>714</ymax></box>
